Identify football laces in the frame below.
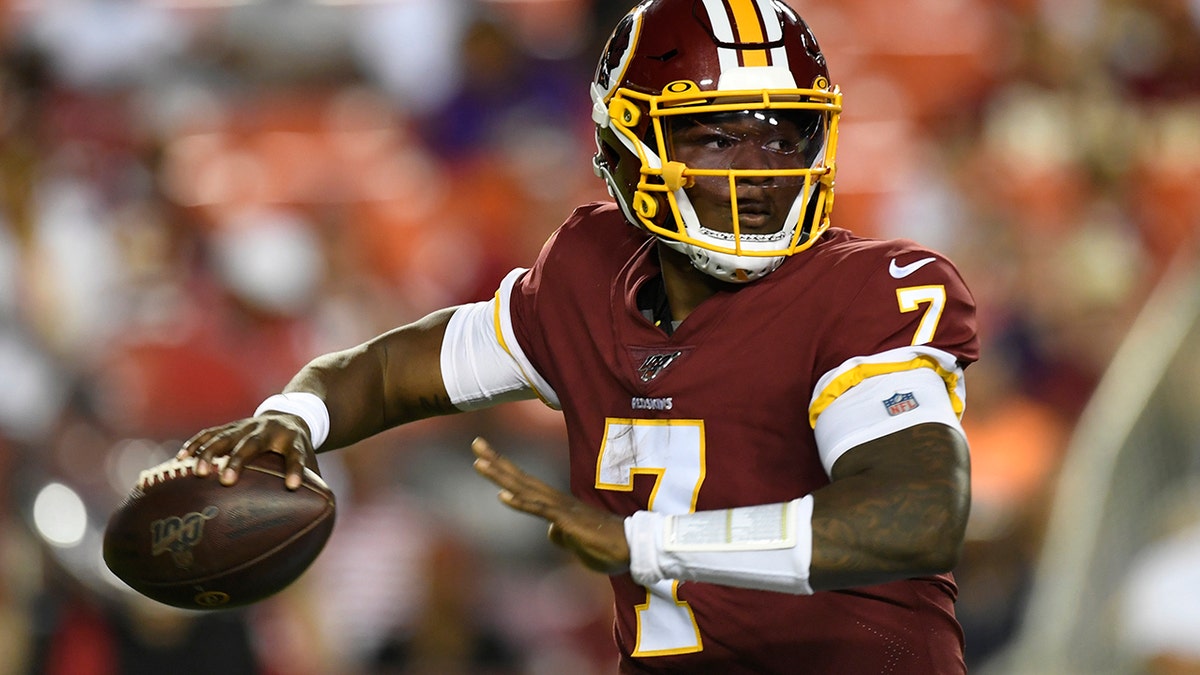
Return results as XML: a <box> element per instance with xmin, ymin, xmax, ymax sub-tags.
<box><xmin>137</xmin><ymin>456</ymin><xmax>229</xmax><ymax>489</ymax></box>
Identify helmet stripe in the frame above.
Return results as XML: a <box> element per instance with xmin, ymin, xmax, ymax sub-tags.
<box><xmin>699</xmin><ymin>0</ymin><xmax>741</xmax><ymax>73</ymax></box>
<box><xmin>758</xmin><ymin>0</ymin><xmax>783</xmax><ymax>41</ymax></box>
<box><xmin>754</xmin><ymin>0</ymin><xmax>792</xmax><ymax>68</ymax></box>
<box><xmin>702</xmin><ymin>0</ymin><xmax>794</xmax><ymax>72</ymax></box>
<box><xmin>727</xmin><ymin>0</ymin><xmax>767</xmax><ymax>66</ymax></box>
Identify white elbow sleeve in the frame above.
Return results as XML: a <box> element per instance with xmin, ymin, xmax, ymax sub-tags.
<box><xmin>440</xmin><ymin>269</ymin><xmax>559</xmax><ymax>410</ymax></box>
<box><xmin>625</xmin><ymin>496</ymin><xmax>815</xmax><ymax>595</ymax></box>
<box><xmin>811</xmin><ymin>347</ymin><xmax>967</xmax><ymax>476</ymax></box>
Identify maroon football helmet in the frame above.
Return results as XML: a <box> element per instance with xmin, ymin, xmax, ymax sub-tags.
<box><xmin>591</xmin><ymin>0</ymin><xmax>842</xmax><ymax>282</ymax></box>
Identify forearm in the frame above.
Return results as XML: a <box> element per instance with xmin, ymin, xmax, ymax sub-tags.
<box><xmin>281</xmin><ymin>308</ymin><xmax>460</xmax><ymax>451</ymax></box>
<box><xmin>809</xmin><ymin>424</ymin><xmax>971</xmax><ymax>590</ymax></box>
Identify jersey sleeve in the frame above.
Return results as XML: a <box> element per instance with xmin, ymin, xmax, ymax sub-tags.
<box><xmin>454</xmin><ymin>202</ymin><xmax>630</xmax><ymax>411</ymax></box>
<box><xmin>495</xmin><ymin>201</ymin><xmax>649</xmax><ymax>410</ymax></box>
<box><xmin>439</xmin><ymin>277</ymin><xmax>554</xmax><ymax>411</ymax></box>
<box><xmin>807</xmin><ymin>246</ymin><xmax>979</xmax><ymax>469</ymax></box>
<box><xmin>491</xmin><ymin>267</ymin><xmax>562</xmax><ymax>408</ymax></box>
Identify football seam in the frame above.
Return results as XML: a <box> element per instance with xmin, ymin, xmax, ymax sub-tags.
<box><xmin>137</xmin><ymin>455</ymin><xmax>223</xmax><ymax>489</ymax></box>
<box><xmin>136</xmin><ymin>455</ymin><xmax>330</xmax><ymax>491</ymax></box>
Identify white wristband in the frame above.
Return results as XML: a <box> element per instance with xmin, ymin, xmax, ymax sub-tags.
<box><xmin>254</xmin><ymin>392</ymin><xmax>330</xmax><ymax>450</ymax></box>
<box><xmin>625</xmin><ymin>495</ymin><xmax>815</xmax><ymax>595</ymax></box>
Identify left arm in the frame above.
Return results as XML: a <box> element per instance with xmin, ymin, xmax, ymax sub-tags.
<box><xmin>810</xmin><ymin>422</ymin><xmax>970</xmax><ymax>589</ymax></box>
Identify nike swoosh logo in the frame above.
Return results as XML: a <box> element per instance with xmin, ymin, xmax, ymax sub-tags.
<box><xmin>889</xmin><ymin>256</ymin><xmax>937</xmax><ymax>279</ymax></box>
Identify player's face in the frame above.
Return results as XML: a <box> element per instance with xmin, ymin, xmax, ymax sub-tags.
<box><xmin>666</xmin><ymin>110</ymin><xmax>823</xmax><ymax>235</ymax></box>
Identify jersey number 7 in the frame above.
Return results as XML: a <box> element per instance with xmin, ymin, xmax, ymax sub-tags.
<box><xmin>596</xmin><ymin>419</ymin><xmax>707</xmax><ymax>656</ymax></box>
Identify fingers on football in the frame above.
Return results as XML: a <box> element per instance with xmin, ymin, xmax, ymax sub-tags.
<box><xmin>281</xmin><ymin>441</ymin><xmax>307</xmax><ymax>491</ymax></box>
<box><xmin>218</xmin><ymin>433</ymin><xmax>264</xmax><ymax>485</ymax></box>
<box><xmin>191</xmin><ymin>424</ymin><xmax>244</xmax><ymax>477</ymax></box>
<box><xmin>179</xmin><ymin>424</ymin><xmax>237</xmax><ymax>464</ymax></box>
<box><xmin>178</xmin><ymin>428</ymin><xmax>214</xmax><ymax>459</ymax></box>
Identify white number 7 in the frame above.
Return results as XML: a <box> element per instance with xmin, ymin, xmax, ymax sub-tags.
<box><xmin>596</xmin><ymin>418</ymin><xmax>706</xmax><ymax>656</ymax></box>
<box><xmin>896</xmin><ymin>285</ymin><xmax>946</xmax><ymax>345</ymax></box>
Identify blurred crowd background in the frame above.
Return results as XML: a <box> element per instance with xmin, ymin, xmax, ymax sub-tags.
<box><xmin>0</xmin><ymin>0</ymin><xmax>1197</xmax><ymax>674</ymax></box>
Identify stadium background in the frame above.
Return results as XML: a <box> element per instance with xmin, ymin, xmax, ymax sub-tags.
<box><xmin>0</xmin><ymin>0</ymin><xmax>1196</xmax><ymax>673</ymax></box>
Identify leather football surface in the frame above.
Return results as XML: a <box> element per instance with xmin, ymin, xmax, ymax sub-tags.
<box><xmin>103</xmin><ymin>452</ymin><xmax>335</xmax><ymax>610</ymax></box>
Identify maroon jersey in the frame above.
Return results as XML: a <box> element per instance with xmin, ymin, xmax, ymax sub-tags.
<box><xmin>505</xmin><ymin>202</ymin><xmax>979</xmax><ymax>674</ymax></box>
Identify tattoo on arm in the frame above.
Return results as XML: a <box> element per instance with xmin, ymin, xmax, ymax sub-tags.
<box><xmin>414</xmin><ymin>393</ymin><xmax>457</xmax><ymax>417</ymax></box>
<box><xmin>811</xmin><ymin>423</ymin><xmax>970</xmax><ymax>588</ymax></box>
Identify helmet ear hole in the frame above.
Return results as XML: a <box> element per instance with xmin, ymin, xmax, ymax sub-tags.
<box><xmin>633</xmin><ymin>192</ymin><xmax>659</xmax><ymax>219</ymax></box>
<box><xmin>609</xmin><ymin>98</ymin><xmax>641</xmax><ymax>127</ymax></box>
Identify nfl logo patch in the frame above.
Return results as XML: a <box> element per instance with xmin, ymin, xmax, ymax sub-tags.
<box><xmin>883</xmin><ymin>392</ymin><xmax>919</xmax><ymax>416</ymax></box>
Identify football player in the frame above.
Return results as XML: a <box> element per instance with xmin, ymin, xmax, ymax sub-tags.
<box><xmin>181</xmin><ymin>0</ymin><xmax>978</xmax><ymax>672</ymax></box>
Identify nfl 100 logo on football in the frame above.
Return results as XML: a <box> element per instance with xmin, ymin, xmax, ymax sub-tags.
<box><xmin>150</xmin><ymin>506</ymin><xmax>219</xmax><ymax>568</ymax></box>
<box><xmin>883</xmin><ymin>392</ymin><xmax>919</xmax><ymax>416</ymax></box>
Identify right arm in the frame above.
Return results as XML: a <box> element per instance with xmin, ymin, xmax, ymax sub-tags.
<box><xmin>181</xmin><ymin>307</ymin><xmax>461</xmax><ymax>488</ymax></box>
<box><xmin>291</xmin><ymin>307</ymin><xmax>461</xmax><ymax>445</ymax></box>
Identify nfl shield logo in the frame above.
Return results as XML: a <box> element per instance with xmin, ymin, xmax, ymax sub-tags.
<box><xmin>883</xmin><ymin>392</ymin><xmax>919</xmax><ymax>416</ymax></box>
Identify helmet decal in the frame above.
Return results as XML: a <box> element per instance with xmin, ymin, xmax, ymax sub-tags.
<box><xmin>593</xmin><ymin>7</ymin><xmax>643</xmax><ymax>102</ymax></box>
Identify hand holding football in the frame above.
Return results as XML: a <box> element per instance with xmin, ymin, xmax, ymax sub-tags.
<box><xmin>103</xmin><ymin>452</ymin><xmax>336</xmax><ymax>610</ymax></box>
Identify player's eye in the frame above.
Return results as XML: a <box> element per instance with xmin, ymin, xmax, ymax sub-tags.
<box><xmin>699</xmin><ymin>131</ymin><xmax>738</xmax><ymax>151</ymax></box>
<box><xmin>763</xmin><ymin>138</ymin><xmax>801</xmax><ymax>155</ymax></box>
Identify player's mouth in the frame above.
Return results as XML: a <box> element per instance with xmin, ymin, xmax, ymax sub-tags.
<box><xmin>734</xmin><ymin>198</ymin><xmax>782</xmax><ymax>234</ymax></box>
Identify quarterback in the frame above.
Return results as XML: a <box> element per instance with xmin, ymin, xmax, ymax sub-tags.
<box><xmin>181</xmin><ymin>0</ymin><xmax>979</xmax><ymax>672</ymax></box>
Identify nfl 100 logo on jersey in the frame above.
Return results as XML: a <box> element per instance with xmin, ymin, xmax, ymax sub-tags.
<box><xmin>883</xmin><ymin>392</ymin><xmax>919</xmax><ymax>416</ymax></box>
<box><xmin>638</xmin><ymin>351</ymin><xmax>682</xmax><ymax>382</ymax></box>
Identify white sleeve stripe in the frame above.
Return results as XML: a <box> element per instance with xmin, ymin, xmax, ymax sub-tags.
<box><xmin>440</xmin><ymin>301</ymin><xmax>536</xmax><ymax>411</ymax></box>
<box><xmin>439</xmin><ymin>268</ymin><xmax>559</xmax><ymax>411</ymax></box>
<box><xmin>808</xmin><ymin>345</ymin><xmax>965</xmax><ymax>427</ymax></box>
<box><xmin>812</xmin><ymin>367</ymin><xmax>966</xmax><ymax>476</ymax></box>
<box><xmin>493</xmin><ymin>268</ymin><xmax>561</xmax><ymax>409</ymax></box>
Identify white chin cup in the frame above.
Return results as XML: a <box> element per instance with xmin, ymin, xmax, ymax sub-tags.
<box><xmin>668</xmin><ymin>187</ymin><xmax>805</xmax><ymax>284</ymax></box>
<box><xmin>664</xmin><ymin>239</ymin><xmax>785</xmax><ymax>283</ymax></box>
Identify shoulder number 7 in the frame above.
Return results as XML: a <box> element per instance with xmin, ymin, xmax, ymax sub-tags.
<box><xmin>896</xmin><ymin>285</ymin><xmax>946</xmax><ymax>345</ymax></box>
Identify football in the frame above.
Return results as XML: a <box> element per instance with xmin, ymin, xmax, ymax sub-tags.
<box><xmin>103</xmin><ymin>452</ymin><xmax>336</xmax><ymax>610</ymax></box>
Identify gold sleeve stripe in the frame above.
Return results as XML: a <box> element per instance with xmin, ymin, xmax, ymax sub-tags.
<box><xmin>808</xmin><ymin>355</ymin><xmax>964</xmax><ymax>428</ymax></box>
<box><xmin>728</xmin><ymin>0</ymin><xmax>769</xmax><ymax>67</ymax></box>
<box><xmin>492</xmin><ymin>289</ymin><xmax>554</xmax><ymax>408</ymax></box>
